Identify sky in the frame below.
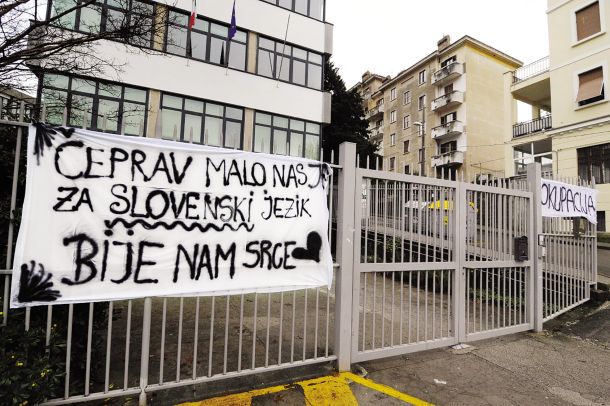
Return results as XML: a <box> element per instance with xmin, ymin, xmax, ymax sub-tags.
<box><xmin>326</xmin><ymin>0</ymin><xmax>550</xmax><ymax>89</ymax></box>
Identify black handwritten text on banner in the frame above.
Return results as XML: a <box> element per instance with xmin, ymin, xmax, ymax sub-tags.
<box><xmin>540</xmin><ymin>179</ymin><xmax>597</xmax><ymax>224</ymax></box>
<box><xmin>10</xmin><ymin>125</ymin><xmax>332</xmax><ymax>307</ymax></box>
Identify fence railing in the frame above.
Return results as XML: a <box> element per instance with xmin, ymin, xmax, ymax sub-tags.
<box><xmin>513</xmin><ymin>115</ymin><xmax>552</xmax><ymax>138</ymax></box>
<box><xmin>512</xmin><ymin>56</ymin><xmax>550</xmax><ymax>84</ymax></box>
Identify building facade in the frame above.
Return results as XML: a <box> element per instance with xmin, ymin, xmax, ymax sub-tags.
<box><xmin>504</xmin><ymin>0</ymin><xmax>610</xmax><ymax>231</ymax></box>
<box><xmin>354</xmin><ymin>36</ymin><xmax>521</xmax><ymax>180</ymax></box>
<box><xmin>37</xmin><ymin>0</ymin><xmax>332</xmax><ymax>160</ymax></box>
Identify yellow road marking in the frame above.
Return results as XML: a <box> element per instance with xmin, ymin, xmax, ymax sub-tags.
<box><xmin>178</xmin><ymin>371</ymin><xmax>432</xmax><ymax>406</ymax></box>
<box><xmin>298</xmin><ymin>374</ymin><xmax>358</xmax><ymax>405</ymax></box>
<box><xmin>341</xmin><ymin>372</ymin><xmax>433</xmax><ymax>406</ymax></box>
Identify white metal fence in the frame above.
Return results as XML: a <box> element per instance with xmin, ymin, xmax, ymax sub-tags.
<box><xmin>0</xmin><ymin>104</ymin><xmax>598</xmax><ymax>405</ymax></box>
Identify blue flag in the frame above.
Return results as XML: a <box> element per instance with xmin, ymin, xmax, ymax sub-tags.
<box><xmin>228</xmin><ymin>0</ymin><xmax>237</xmax><ymax>41</ymax></box>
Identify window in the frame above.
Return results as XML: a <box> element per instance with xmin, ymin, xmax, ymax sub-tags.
<box><xmin>440</xmin><ymin>141</ymin><xmax>457</xmax><ymax>154</ymax></box>
<box><xmin>42</xmin><ymin>73</ymin><xmax>148</xmax><ymax>136</ymax></box>
<box><xmin>578</xmin><ymin>143</ymin><xmax>610</xmax><ymax>184</ymax></box>
<box><xmin>390</xmin><ymin>110</ymin><xmax>397</xmax><ymax>123</ymax></box>
<box><xmin>418</xmin><ymin>148</ymin><xmax>425</xmax><ymax>163</ymax></box>
<box><xmin>513</xmin><ymin>140</ymin><xmax>552</xmax><ymax>175</ymax></box>
<box><xmin>389</xmin><ymin>157</ymin><xmax>396</xmax><ymax>171</ymax></box>
<box><xmin>165</xmin><ymin>11</ymin><xmax>247</xmax><ymax>71</ymax></box>
<box><xmin>404</xmin><ymin>164</ymin><xmax>410</xmax><ymax>174</ymax></box>
<box><xmin>418</xmin><ymin>70</ymin><xmax>426</xmax><ymax>85</ymax></box>
<box><xmin>576</xmin><ymin>67</ymin><xmax>605</xmax><ymax>106</ymax></box>
<box><xmin>403</xmin><ymin>140</ymin><xmax>410</xmax><ymax>154</ymax></box>
<box><xmin>575</xmin><ymin>1</ymin><xmax>601</xmax><ymax>42</ymax></box>
<box><xmin>403</xmin><ymin>114</ymin><xmax>410</xmax><ymax>129</ymax></box>
<box><xmin>390</xmin><ymin>87</ymin><xmax>397</xmax><ymax>101</ymax></box>
<box><xmin>159</xmin><ymin>93</ymin><xmax>244</xmax><ymax>148</ymax></box>
<box><xmin>403</xmin><ymin>90</ymin><xmax>411</xmax><ymax>105</ymax></box>
<box><xmin>418</xmin><ymin>94</ymin><xmax>426</xmax><ymax>110</ymax></box>
<box><xmin>444</xmin><ymin>83</ymin><xmax>454</xmax><ymax>95</ymax></box>
<box><xmin>441</xmin><ymin>112</ymin><xmax>457</xmax><ymax>125</ymax></box>
<box><xmin>598</xmin><ymin>211</ymin><xmax>606</xmax><ymax>232</ymax></box>
<box><xmin>441</xmin><ymin>56</ymin><xmax>457</xmax><ymax>68</ymax></box>
<box><xmin>52</xmin><ymin>0</ymin><xmax>155</xmax><ymax>46</ymax></box>
<box><xmin>254</xmin><ymin>112</ymin><xmax>321</xmax><ymax>159</ymax></box>
<box><xmin>376</xmin><ymin>119</ymin><xmax>383</xmax><ymax>128</ymax></box>
<box><xmin>390</xmin><ymin>133</ymin><xmax>396</xmax><ymax>146</ymax></box>
<box><xmin>377</xmin><ymin>98</ymin><xmax>384</xmax><ymax>106</ymax></box>
<box><xmin>262</xmin><ymin>0</ymin><xmax>324</xmax><ymax>21</ymax></box>
<box><xmin>257</xmin><ymin>37</ymin><xmax>324</xmax><ymax>90</ymax></box>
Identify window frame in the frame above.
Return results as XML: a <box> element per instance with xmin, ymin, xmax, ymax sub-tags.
<box><xmin>390</xmin><ymin>133</ymin><xmax>396</xmax><ymax>146</ymax></box>
<box><xmin>160</xmin><ymin>91</ymin><xmax>245</xmax><ymax>149</ymax></box>
<box><xmin>418</xmin><ymin>94</ymin><xmax>426</xmax><ymax>111</ymax></box>
<box><xmin>42</xmin><ymin>72</ymin><xmax>149</xmax><ymax>136</ymax></box>
<box><xmin>389</xmin><ymin>156</ymin><xmax>396</xmax><ymax>171</ymax></box>
<box><xmin>403</xmin><ymin>140</ymin><xmax>410</xmax><ymax>154</ymax></box>
<box><xmin>256</xmin><ymin>35</ymin><xmax>324</xmax><ymax>90</ymax></box>
<box><xmin>164</xmin><ymin>8</ymin><xmax>248</xmax><ymax>71</ymax></box>
<box><xmin>260</xmin><ymin>0</ymin><xmax>326</xmax><ymax>22</ymax></box>
<box><xmin>574</xmin><ymin>65</ymin><xmax>607</xmax><ymax>108</ymax></box>
<box><xmin>403</xmin><ymin>90</ymin><xmax>411</xmax><ymax>105</ymax></box>
<box><xmin>418</xmin><ymin>69</ymin><xmax>426</xmax><ymax>85</ymax></box>
<box><xmin>572</xmin><ymin>0</ymin><xmax>605</xmax><ymax>45</ymax></box>
<box><xmin>577</xmin><ymin>142</ymin><xmax>610</xmax><ymax>184</ymax></box>
<box><xmin>390</xmin><ymin>110</ymin><xmax>397</xmax><ymax>123</ymax></box>
<box><xmin>253</xmin><ymin>111</ymin><xmax>321</xmax><ymax>159</ymax></box>
<box><xmin>390</xmin><ymin>87</ymin><xmax>397</xmax><ymax>101</ymax></box>
<box><xmin>403</xmin><ymin>114</ymin><xmax>410</xmax><ymax>129</ymax></box>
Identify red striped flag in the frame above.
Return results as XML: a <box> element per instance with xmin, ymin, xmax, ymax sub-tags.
<box><xmin>189</xmin><ymin>0</ymin><xmax>197</xmax><ymax>29</ymax></box>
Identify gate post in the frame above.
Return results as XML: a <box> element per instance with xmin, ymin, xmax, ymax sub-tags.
<box><xmin>527</xmin><ymin>163</ymin><xmax>543</xmax><ymax>332</ymax></box>
<box><xmin>335</xmin><ymin>142</ymin><xmax>357</xmax><ymax>371</ymax></box>
<box><xmin>455</xmin><ymin>181</ymin><xmax>467</xmax><ymax>342</ymax></box>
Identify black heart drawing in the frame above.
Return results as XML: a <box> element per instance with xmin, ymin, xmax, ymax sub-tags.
<box><xmin>292</xmin><ymin>231</ymin><xmax>322</xmax><ymax>263</ymax></box>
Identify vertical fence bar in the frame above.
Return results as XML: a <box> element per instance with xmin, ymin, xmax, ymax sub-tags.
<box><xmin>139</xmin><ymin>297</ymin><xmax>152</xmax><ymax>406</ymax></box>
<box><xmin>527</xmin><ymin>163</ymin><xmax>543</xmax><ymax>331</ymax></box>
<box><xmin>336</xmin><ymin>142</ymin><xmax>356</xmax><ymax>370</ymax></box>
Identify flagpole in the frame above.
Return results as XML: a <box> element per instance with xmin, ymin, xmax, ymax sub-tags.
<box><xmin>226</xmin><ymin>0</ymin><xmax>237</xmax><ymax>76</ymax></box>
<box><xmin>276</xmin><ymin>14</ymin><xmax>291</xmax><ymax>88</ymax></box>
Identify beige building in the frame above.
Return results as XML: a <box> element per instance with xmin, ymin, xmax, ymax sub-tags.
<box><xmin>504</xmin><ymin>0</ymin><xmax>610</xmax><ymax>231</ymax></box>
<box><xmin>353</xmin><ymin>36</ymin><xmax>521</xmax><ymax>180</ymax></box>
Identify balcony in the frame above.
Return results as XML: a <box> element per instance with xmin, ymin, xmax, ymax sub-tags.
<box><xmin>431</xmin><ymin>90</ymin><xmax>464</xmax><ymax>112</ymax></box>
<box><xmin>431</xmin><ymin>120</ymin><xmax>464</xmax><ymax>140</ymax></box>
<box><xmin>512</xmin><ymin>57</ymin><xmax>549</xmax><ymax>84</ymax></box>
<box><xmin>432</xmin><ymin>62</ymin><xmax>464</xmax><ymax>86</ymax></box>
<box><xmin>365</xmin><ymin>104</ymin><xmax>385</xmax><ymax>120</ymax></box>
<box><xmin>369</xmin><ymin>126</ymin><xmax>384</xmax><ymax>142</ymax></box>
<box><xmin>513</xmin><ymin>115</ymin><xmax>552</xmax><ymax>138</ymax></box>
<box><xmin>431</xmin><ymin>150</ymin><xmax>464</xmax><ymax>167</ymax></box>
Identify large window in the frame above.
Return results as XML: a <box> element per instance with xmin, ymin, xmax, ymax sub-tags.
<box><xmin>257</xmin><ymin>37</ymin><xmax>323</xmax><ymax>90</ymax></box>
<box><xmin>253</xmin><ymin>112</ymin><xmax>321</xmax><ymax>159</ymax></box>
<box><xmin>576</xmin><ymin>67</ymin><xmax>605</xmax><ymax>106</ymax></box>
<box><xmin>575</xmin><ymin>1</ymin><xmax>601</xmax><ymax>42</ymax></box>
<box><xmin>578</xmin><ymin>143</ymin><xmax>610</xmax><ymax>184</ymax></box>
<box><xmin>52</xmin><ymin>0</ymin><xmax>155</xmax><ymax>47</ymax></box>
<box><xmin>42</xmin><ymin>73</ymin><xmax>148</xmax><ymax>136</ymax></box>
<box><xmin>261</xmin><ymin>0</ymin><xmax>324</xmax><ymax>21</ymax></box>
<box><xmin>165</xmin><ymin>10</ymin><xmax>247</xmax><ymax>70</ymax></box>
<box><xmin>160</xmin><ymin>93</ymin><xmax>243</xmax><ymax>148</ymax></box>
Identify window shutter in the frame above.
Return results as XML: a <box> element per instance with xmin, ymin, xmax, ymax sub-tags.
<box><xmin>576</xmin><ymin>67</ymin><xmax>603</xmax><ymax>102</ymax></box>
<box><xmin>576</xmin><ymin>2</ymin><xmax>601</xmax><ymax>41</ymax></box>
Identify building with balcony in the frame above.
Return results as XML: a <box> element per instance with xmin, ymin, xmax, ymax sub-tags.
<box><xmin>504</xmin><ymin>0</ymin><xmax>610</xmax><ymax>231</ymax></box>
<box><xmin>353</xmin><ymin>35</ymin><xmax>521</xmax><ymax>180</ymax></box>
<box><xmin>35</xmin><ymin>0</ymin><xmax>332</xmax><ymax>161</ymax></box>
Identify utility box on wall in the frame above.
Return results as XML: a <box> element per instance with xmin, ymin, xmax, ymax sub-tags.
<box><xmin>514</xmin><ymin>236</ymin><xmax>529</xmax><ymax>261</ymax></box>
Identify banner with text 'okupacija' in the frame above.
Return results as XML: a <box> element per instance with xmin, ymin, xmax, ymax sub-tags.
<box><xmin>11</xmin><ymin>124</ymin><xmax>332</xmax><ymax>307</ymax></box>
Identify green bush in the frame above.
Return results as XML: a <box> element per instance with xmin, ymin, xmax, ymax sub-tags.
<box><xmin>0</xmin><ymin>321</ymin><xmax>65</xmax><ymax>405</ymax></box>
<box><xmin>598</xmin><ymin>232</ymin><xmax>610</xmax><ymax>244</ymax></box>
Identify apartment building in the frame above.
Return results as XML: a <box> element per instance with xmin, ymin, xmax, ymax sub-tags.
<box><xmin>37</xmin><ymin>0</ymin><xmax>332</xmax><ymax>160</ymax></box>
<box><xmin>354</xmin><ymin>36</ymin><xmax>521</xmax><ymax>180</ymax></box>
<box><xmin>504</xmin><ymin>0</ymin><xmax>610</xmax><ymax>231</ymax></box>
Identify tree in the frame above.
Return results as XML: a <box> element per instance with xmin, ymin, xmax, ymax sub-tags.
<box><xmin>0</xmin><ymin>0</ymin><xmax>171</xmax><ymax>95</ymax></box>
<box><xmin>322</xmin><ymin>59</ymin><xmax>379</xmax><ymax>167</ymax></box>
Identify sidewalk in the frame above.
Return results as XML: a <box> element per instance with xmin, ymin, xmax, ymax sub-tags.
<box><xmin>176</xmin><ymin>302</ymin><xmax>610</xmax><ymax>406</ymax></box>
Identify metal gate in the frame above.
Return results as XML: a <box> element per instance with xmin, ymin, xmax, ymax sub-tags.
<box><xmin>350</xmin><ymin>163</ymin><xmax>534</xmax><ymax>362</ymax></box>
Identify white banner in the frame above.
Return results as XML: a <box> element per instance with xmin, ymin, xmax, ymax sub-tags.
<box><xmin>540</xmin><ymin>178</ymin><xmax>598</xmax><ymax>224</ymax></box>
<box><xmin>11</xmin><ymin>124</ymin><xmax>332</xmax><ymax>307</ymax></box>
